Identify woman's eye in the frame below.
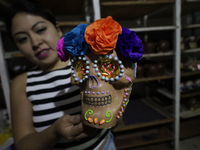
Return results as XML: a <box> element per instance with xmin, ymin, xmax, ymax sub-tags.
<box><xmin>37</xmin><ymin>27</ymin><xmax>46</xmax><ymax>33</ymax></box>
<box><xmin>18</xmin><ymin>37</ymin><xmax>27</xmax><ymax>44</ymax></box>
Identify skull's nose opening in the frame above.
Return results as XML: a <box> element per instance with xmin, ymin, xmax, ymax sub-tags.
<box><xmin>84</xmin><ymin>95</ymin><xmax>112</xmax><ymax>106</ymax></box>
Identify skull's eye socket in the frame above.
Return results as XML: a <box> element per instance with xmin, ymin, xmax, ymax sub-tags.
<box><xmin>97</xmin><ymin>59</ymin><xmax>120</xmax><ymax>78</ymax></box>
<box><xmin>75</xmin><ymin>60</ymin><xmax>88</xmax><ymax>79</ymax></box>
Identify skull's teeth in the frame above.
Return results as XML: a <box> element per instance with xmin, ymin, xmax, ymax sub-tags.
<box><xmin>85</xmin><ymin>95</ymin><xmax>112</xmax><ymax>106</ymax></box>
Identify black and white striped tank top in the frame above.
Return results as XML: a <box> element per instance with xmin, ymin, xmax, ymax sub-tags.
<box><xmin>26</xmin><ymin>64</ymin><xmax>109</xmax><ymax>150</ymax></box>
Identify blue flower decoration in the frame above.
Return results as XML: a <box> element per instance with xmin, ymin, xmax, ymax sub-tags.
<box><xmin>117</xmin><ymin>27</ymin><xmax>143</xmax><ymax>63</ymax></box>
<box><xmin>63</xmin><ymin>24</ymin><xmax>89</xmax><ymax>56</ymax></box>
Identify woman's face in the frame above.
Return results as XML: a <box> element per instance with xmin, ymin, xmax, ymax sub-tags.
<box><xmin>11</xmin><ymin>12</ymin><xmax>63</xmax><ymax>70</ymax></box>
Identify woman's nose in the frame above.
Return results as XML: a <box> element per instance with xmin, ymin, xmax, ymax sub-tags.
<box><xmin>31</xmin><ymin>34</ymin><xmax>42</xmax><ymax>50</ymax></box>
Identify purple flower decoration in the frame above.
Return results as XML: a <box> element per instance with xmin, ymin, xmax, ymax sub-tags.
<box><xmin>63</xmin><ymin>24</ymin><xmax>89</xmax><ymax>56</ymax></box>
<box><xmin>56</xmin><ymin>37</ymin><xmax>69</xmax><ymax>62</ymax></box>
<box><xmin>117</xmin><ymin>27</ymin><xmax>143</xmax><ymax>63</ymax></box>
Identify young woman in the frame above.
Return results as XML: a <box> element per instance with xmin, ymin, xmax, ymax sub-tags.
<box><xmin>4</xmin><ymin>0</ymin><xmax>115</xmax><ymax>149</ymax></box>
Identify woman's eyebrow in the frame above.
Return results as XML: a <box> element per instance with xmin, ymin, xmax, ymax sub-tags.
<box><xmin>31</xmin><ymin>21</ymin><xmax>46</xmax><ymax>30</ymax></box>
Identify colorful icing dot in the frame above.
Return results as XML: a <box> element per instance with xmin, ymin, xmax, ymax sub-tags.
<box><xmin>110</xmin><ymin>78</ymin><xmax>114</xmax><ymax>82</ymax></box>
<box><xmin>119</xmin><ymin>73</ymin><xmax>123</xmax><ymax>77</ymax></box>
<box><xmin>122</xmin><ymin>101</ymin><xmax>125</xmax><ymax>104</ymax></box>
<box><xmin>108</xmin><ymin>55</ymin><xmax>112</xmax><ymax>59</ymax></box>
<box><xmin>85</xmin><ymin>91</ymin><xmax>87</xmax><ymax>94</ymax></box>
<box><xmin>124</xmin><ymin>98</ymin><xmax>128</xmax><ymax>102</ymax></box>
<box><xmin>106</xmin><ymin>91</ymin><xmax>109</xmax><ymax>94</ymax></box>
<box><xmin>116</xmin><ymin>115</ymin><xmax>120</xmax><ymax>119</ymax></box>
<box><xmin>115</xmin><ymin>76</ymin><xmax>119</xmax><ymax>80</ymax></box>
<box><xmin>123</xmin><ymin>104</ymin><xmax>126</xmax><ymax>107</ymax></box>
<box><xmin>88</xmin><ymin>91</ymin><xmax>90</xmax><ymax>94</ymax></box>
<box><xmin>86</xmin><ymin>61</ymin><xmax>90</xmax><ymax>64</ymax></box>
<box><xmin>101</xmin><ymin>76</ymin><xmax>105</xmax><ymax>80</ymax></box>
<box><xmin>124</xmin><ymin>95</ymin><xmax>126</xmax><ymax>98</ymax></box>
<box><xmin>118</xmin><ymin>111</ymin><xmax>122</xmax><ymax>116</ymax></box>
<box><xmin>124</xmin><ymin>88</ymin><xmax>127</xmax><ymax>92</ymax></box>
<box><xmin>99</xmin><ymin>119</ymin><xmax>105</xmax><ymax>125</ymax></box>
<box><xmin>92</xmin><ymin>92</ymin><xmax>95</xmax><ymax>95</ymax></box>
<box><xmin>102</xmin><ymin>92</ymin><xmax>104</xmax><ymax>94</ymax></box>
<box><xmin>86</xmin><ymin>66</ymin><xmax>90</xmax><ymax>69</ymax></box>
<box><xmin>120</xmin><ymin>107</ymin><xmax>124</xmax><ymax>112</ymax></box>
<box><xmin>94</xmin><ymin>118</ymin><xmax>98</xmax><ymax>124</ymax></box>
<box><xmin>118</xmin><ymin>60</ymin><xmax>122</xmax><ymax>64</ymax></box>
<box><xmin>126</xmin><ymin>93</ymin><xmax>129</xmax><ymax>95</ymax></box>
<box><xmin>94</xmin><ymin>60</ymin><xmax>98</xmax><ymax>63</ymax></box>
<box><xmin>93</xmin><ymin>64</ymin><xmax>97</xmax><ymax>68</ymax></box>
<box><xmin>114</xmin><ymin>57</ymin><xmax>118</xmax><ymax>61</ymax></box>
<box><xmin>75</xmin><ymin>77</ymin><xmax>79</xmax><ymax>82</ymax></box>
<box><xmin>73</xmin><ymin>74</ymin><xmax>76</xmax><ymax>78</ymax></box>
<box><xmin>88</xmin><ymin>118</ymin><xmax>93</xmax><ymax>123</ymax></box>
<box><xmin>97</xmin><ymin>72</ymin><xmax>101</xmax><ymax>77</ymax></box>
<box><xmin>83</xmin><ymin>57</ymin><xmax>87</xmax><ymax>61</ymax></box>
<box><xmin>120</xmin><ymin>65</ymin><xmax>124</xmax><ymax>69</ymax></box>
<box><xmin>97</xmin><ymin>92</ymin><xmax>100</xmax><ymax>95</ymax></box>
<box><xmin>95</xmin><ymin>68</ymin><xmax>99</xmax><ymax>72</ymax></box>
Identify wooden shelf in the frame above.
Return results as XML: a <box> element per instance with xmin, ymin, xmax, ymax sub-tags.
<box><xmin>181</xmin><ymin>48</ymin><xmax>200</xmax><ymax>53</ymax></box>
<box><xmin>180</xmin><ymin>116</ymin><xmax>200</xmax><ymax>139</ymax></box>
<box><xmin>180</xmin><ymin>107</ymin><xmax>200</xmax><ymax>119</ymax></box>
<box><xmin>4</xmin><ymin>51</ymin><xmax>23</xmax><ymax>59</ymax></box>
<box><xmin>100</xmin><ymin>0</ymin><xmax>175</xmax><ymax>21</ymax></box>
<box><xmin>135</xmin><ymin>75</ymin><xmax>173</xmax><ymax>83</ymax></box>
<box><xmin>112</xmin><ymin>99</ymin><xmax>174</xmax><ymax>133</ymax></box>
<box><xmin>114</xmin><ymin>127</ymin><xmax>173</xmax><ymax>149</ymax></box>
<box><xmin>181</xmin><ymin>91</ymin><xmax>200</xmax><ymax>98</ymax></box>
<box><xmin>130</xmin><ymin>26</ymin><xmax>177</xmax><ymax>32</ymax></box>
<box><xmin>101</xmin><ymin>0</ymin><xmax>175</xmax><ymax>6</ymax></box>
<box><xmin>182</xmin><ymin>24</ymin><xmax>200</xmax><ymax>29</ymax></box>
<box><xmin>143</xmin><ymin>51</ymin><xmax>174</xmax><ymax>57</ymax></box>
<box><xmin>181</xmin><ymin>70</ymin><xmax>200</xmax><ymax>77</ymax></box>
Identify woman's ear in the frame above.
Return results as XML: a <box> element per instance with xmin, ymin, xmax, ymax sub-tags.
<box><xmin>56</xmin><ymin>22</ymin><xmax>63</xmax><ymax>38</ymax></box>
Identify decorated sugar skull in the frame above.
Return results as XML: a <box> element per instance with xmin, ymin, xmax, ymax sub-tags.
<box><xmin>57</xmin><ymin>16</ymin><xmax>143</xmax><ymax>129</ymax></box>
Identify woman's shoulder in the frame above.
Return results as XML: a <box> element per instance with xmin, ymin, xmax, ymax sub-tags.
<box><xmin>10</xmin><ymin>72</ymin><xmax>28</xmax><ymax>89</ymax></box>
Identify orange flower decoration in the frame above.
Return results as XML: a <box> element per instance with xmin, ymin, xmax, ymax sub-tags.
<box><xmin>84</xmin><ymin>16</ymin><xmax>122</xmax><ymax>55</ymax></box>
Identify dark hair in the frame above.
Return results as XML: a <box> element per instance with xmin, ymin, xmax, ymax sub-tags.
<box><xmin>4</xmin><ymin>0</ymin><xmax>56</xmax><ymax>40</ymax></box>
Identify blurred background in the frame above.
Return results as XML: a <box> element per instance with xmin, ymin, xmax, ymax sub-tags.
<box><xmin>1</xmin><ymin>0</ymin><xmax>200</xmax><ymax>150</ymax></box>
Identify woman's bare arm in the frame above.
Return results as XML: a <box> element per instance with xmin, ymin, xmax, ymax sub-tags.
<box><xmin>10</xmin><ymin>73</ymin><xmax>91</xmax><ymax>150</ymax></box>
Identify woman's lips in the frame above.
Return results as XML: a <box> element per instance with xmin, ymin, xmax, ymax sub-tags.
<box><xmin>36</xmin><ymin>49</ymin><xmax>49</xmax><ymax>58</ymax></box>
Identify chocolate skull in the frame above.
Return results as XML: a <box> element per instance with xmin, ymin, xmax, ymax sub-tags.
<box><xmin>70</xmin><ymin>49</ymin><xmax>136</xmax><ymax>129</ymax></box>
<box><xmin>56</xmin><ymin>16</ymin><xmax>143</xmax><ymax>129</ymax></box>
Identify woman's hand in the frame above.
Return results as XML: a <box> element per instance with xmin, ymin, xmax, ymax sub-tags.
<box><xmin>53</xmin><ymin>114</ymin><xmax>97</xmax><ymax>140</ymax></box>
